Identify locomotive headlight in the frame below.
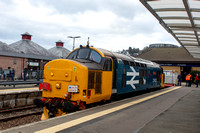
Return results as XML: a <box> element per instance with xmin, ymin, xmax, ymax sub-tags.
<box><xmin>50</xmin><ymin>72</ymin><xmax>54</xmax><ymax>76</ymax></box>
<box><xmin>56</xmin><ymin>82</ymin><xmax>61</xmax><ymax>89</ymax></box>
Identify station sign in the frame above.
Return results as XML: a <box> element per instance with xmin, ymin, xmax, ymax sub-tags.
<box><xmin>28</xmin><ymin>62</ymin><xmax>39</xmax><ymax>66</ymax></box>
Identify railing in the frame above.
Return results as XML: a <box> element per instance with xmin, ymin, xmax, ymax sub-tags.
<box><xmin>0</xmin><ymin>70</ymin><xmax>43</xmax><ymax>80</ymax></box>
<box><xmin>0</xmin><ymin>80</ymin><xmax>42</xmax><ymax>88</ymax></box>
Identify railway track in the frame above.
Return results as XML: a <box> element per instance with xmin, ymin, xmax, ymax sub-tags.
<box><xmin>0</xmin><ymin>105</ymin><xmax>43</xmax><ymax>122</ymax></box>
<box><xmin>0</xmin><ymin>105</ymin><xmax>37</xmax><ymax>113</ymax></box>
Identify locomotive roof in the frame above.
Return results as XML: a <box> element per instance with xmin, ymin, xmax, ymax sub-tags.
<box><xmin>96</xmin><ymin>48</ymin><xmax>160</xmax><ymax>68</ymax></box>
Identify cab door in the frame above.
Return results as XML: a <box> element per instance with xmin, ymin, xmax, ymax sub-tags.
<box><xmin>102</xmin><ymin>57</ymin><xmax>113</xmax><ymax>98</ymax></box>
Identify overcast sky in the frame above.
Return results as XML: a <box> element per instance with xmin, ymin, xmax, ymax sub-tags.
<box><xmin>0</xmin><ymin>0</ymin><xmax>178</xmax><ymax>51</ymax></box>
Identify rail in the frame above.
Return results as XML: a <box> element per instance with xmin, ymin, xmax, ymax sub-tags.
<box><xmin>0</xmin><ymin>105</ymin><xmax>42</xmax><ymax>122</ymax></box>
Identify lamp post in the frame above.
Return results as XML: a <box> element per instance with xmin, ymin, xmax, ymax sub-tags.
<box><xmin>68</xmin><ymin>36</ymin><xmax>81</xmax><ymax>50</ymax></box>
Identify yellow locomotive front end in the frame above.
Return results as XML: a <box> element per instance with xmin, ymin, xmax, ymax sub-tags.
<box><xmin>42</xmin><ymin>59</ymin><xmax>88</xmax><ymax>101</ymax></box>
<box><xmin>35</xmin><ymin>46</ymin><xmax>113</xmax><ymax>120</ymax></box>
<box><xmin>37</xmin><ymin>59</ymin><xmax>88</xmax><ymax>119</ymax></box>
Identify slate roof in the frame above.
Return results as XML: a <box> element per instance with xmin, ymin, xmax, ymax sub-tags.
<box><xmin>48</xmin><ymin>46</ymin><xmax>70</xmax><ymax>59</ymax></box>
<box><xmin>137</xmin><ymin>47</ymin><xmax>200</xmax><ymax>63</ymax></box>
<box><xmin>10</xmin><ymin>39</ymin><xmax>51</xmax><ymax>56</ymax></box>
<box><xmin>8</xmin><ymin>39</ymin><xmax>56</xmax><ymax>60</ymax></box>
<box><xmin>0</xmin><ymin>41</ymin><xmax>18</xmax><ymax>53</ymax></box>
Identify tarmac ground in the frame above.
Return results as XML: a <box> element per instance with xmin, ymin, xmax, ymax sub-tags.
<box><xmin>138</xmin><ymin>86</ymin><xmax>200</xmax><ymax>133</ymax></box>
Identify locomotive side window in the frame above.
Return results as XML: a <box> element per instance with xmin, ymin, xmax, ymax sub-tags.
<box><xmin>139</xmin><ymin>69</ymin><xmax>147</xmax><ymax>85</ymax></box>
<box><xmin>140</xmin><ymin>64</ymin><xmax>145</xmax><ymax>67</ymax></box>
<box><xmin>89</xmin><ymin>50</ymin><xmax>102</xmax><ymax>63</ymax></box>
<box><xmin>103</xmin><ymin>57</ymin><xmax>112</xmax><ymax>71</ymax></box>
<box><xmin>123</xmin><ymin>60</ymin><xmax>130</xmax><ymax>65</ymax></box>
<box><xmin>77</xmin><ymin>48</ymin><xmax>90</xmax><ymax>59</ymax></box>
<box><xmin>139</xmin><ymin>69</ymin><xmax>144</xmax><ymax>85</ymax></box>
<box><xmin>130</xmin><ymin>62</ymin><xmax>135</xmax><ymax>66</ymax></box>
<box><xmin>135</xmin><ymin>62</ymin><xmax>140</xmax><ymax>67</ymax></box>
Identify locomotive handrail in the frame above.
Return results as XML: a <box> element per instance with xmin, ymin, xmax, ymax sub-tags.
<box><xmin>0</xmin><ymin>80</ymin><xmax>42</xmax><ymax>88</ymax></box>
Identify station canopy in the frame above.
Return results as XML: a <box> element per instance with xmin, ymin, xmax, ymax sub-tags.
<box><xmin>140</xmin><ymin>0</ymin><xmax>200</xmax><ymax>58</ymax></box>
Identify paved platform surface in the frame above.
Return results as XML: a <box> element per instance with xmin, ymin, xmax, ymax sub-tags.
<box><xmin>0</xmin><ymin>84</ymin><xmax>39</xmax><ymax>90</ymax></box>
<box><xmin>1</xmin><ymin>86</ymin><xmax>199</xmax><ymax>133</ymax></box>
<box><xmin>138</xmin><ymin>87</ymin><xmax>200</xmax><ymax>133</ymax></box>
<box><xmin>0</xmin><ymin>86</ymin><xmax>39</xmax><ymax>94</ymax></box>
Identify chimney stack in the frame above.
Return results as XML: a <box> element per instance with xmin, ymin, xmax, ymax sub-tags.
<box><xmin>56</xmin><ymin>40</ymin><xmax>64</xmax><ymax>47</ymax></box>
<box><xmin>21</xmin><ymin>32</ymin><xmax>32</xmax><ymax>40</ymax></box>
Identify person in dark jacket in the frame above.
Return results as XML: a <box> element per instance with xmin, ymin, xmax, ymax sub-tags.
<box><xmin>177</xmin><ymin>74</ymin><xmax>182</xmax><ymax>86</ymax></box>
<box><xmin>23</xmin><ymin>68</ymin><xmax>28</xmax><ymax>81</ymax></box>
<box><xmin>3</xmin><ymin>71</ymin><xmax>5</xmax><ymax>80</ymax></box>
<box><xmin>7</xmin><ymin>67</ymin><xmax>11</xmax><ymax>81</ymax></box>
<box><xmin>11</xmin><ymin>68</ymin><xmax>15</xmax><ymax>81</ymax></box>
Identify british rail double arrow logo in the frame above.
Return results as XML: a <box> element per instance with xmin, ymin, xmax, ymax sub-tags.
<box><xmin>126</xmin><ymin>66</ymin><xmax>139</xmax><ymax>89</ymax></box>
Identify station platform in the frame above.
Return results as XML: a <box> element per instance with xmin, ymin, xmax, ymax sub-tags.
<box><xmin>0</xmin><ymin>86</ymin><xmax>40</xmax><ymax>109</ymax></box>
<box><xmin>1</xmin><ymin>85</ymin><xmax>200</xmax><ymax>133</ymax></box>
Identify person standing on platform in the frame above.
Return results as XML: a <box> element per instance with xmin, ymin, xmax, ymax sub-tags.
<box><xmin>185</xmin><ymin>73</ymin><xmax>192</xmax><ymax>87</ymax></box>
<box><xmin>3</xmin><ymin>71</ymin><xmax>5</xmax><ymax>80</ymax></box>
<box><xmin>177</xmin><ymin>74</ymin><xmax>182</xmax><ymax>86</ymax></box>
<box><xmin>7</xmin><ymin>67</ymin><xmax>11</xmax><ymax>81</ymax></box>
<box><xmin>11</xmin><ymin>68</ymin><xmax>15</xmax><ymax>81</ymax></box>
<box><xmin>23</xmin><ymin>68</ymin><xmax>28</xmax><ymax>81</ymax></box>
<box><xmin>195</xmin><ymin>74</ymin><xmax>199</xmax><ymax>88</ymax></box>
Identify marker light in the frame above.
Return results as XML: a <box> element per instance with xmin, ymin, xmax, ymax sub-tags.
<box><xmin>56</xmin><ymin>83</ymin><xmax>61</xmax><ymax>89</ymax></box>
<box><xmin>65</xmin><ymin>73</ymin><xmax>68</xmax><ymax>77</ymax></box>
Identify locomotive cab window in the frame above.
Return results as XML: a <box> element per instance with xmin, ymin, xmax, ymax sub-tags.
<box><xmin>67</xmin><ymin>48</ymin><xmax>102</xmax><ymax>64</ymax></box>
<box><xmin>89</xmin><ymin>50</ymin><xmax>102</xmax><ymax>63</ymax></box>
<box><xmin>67</xmin><ymin>50</ymin><xmax>78</xmax><ymax>59</ymax></box>
<box><xmin>77</xmin><ymin>48</ymin><xmax>90</xmax><ymax>59</ymax></box>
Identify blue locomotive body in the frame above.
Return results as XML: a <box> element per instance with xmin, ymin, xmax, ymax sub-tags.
<box><xmin>115</xmin><ymin>60</ymin><xmax>162</xmax><ymax>95</ymax></box>
<box><xmin>99</xmin><ymin>50</ymin><xmax>163</xmax><ymax>95</ymax></box>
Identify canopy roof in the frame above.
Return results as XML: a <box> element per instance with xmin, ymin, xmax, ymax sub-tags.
<box><xmin>140</xmin><ymin>0</ymin><xmax>200</xmax><ymax>58</ymax></box>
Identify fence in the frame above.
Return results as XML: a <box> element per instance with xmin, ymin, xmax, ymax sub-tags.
<box><xmin>0</xmin><ymin>70</ymin><xmax>43</xmax><ymax>81</ymax></box>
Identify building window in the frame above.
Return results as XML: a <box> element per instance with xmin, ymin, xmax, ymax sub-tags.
<box><xmin>13</xmin><ymin>58</ymin><xmax>17</xmax><ymax>65</ymax></box>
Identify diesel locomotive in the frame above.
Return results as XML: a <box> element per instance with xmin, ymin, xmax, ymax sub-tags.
<box><xmin>35</xmin><ymin>45</ymin><xmax>164</xmax><ymax>120</ymax></box>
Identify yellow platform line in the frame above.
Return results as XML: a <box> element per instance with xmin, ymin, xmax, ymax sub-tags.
<box><xmin>0</xmin><ymin>87</ymin><xmax>38</xmax><ymax>92</ymax></box>
<box><xmin>35</xmin><ymin>86</ymin><xmax>181</xmax><ymax>133</ymax></box>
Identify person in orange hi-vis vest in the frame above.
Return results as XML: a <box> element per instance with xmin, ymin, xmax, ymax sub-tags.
<box><xmin>185</xmin><ymin>74</ymin><xmax>192</xmax><ymax>87</ymax></box>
